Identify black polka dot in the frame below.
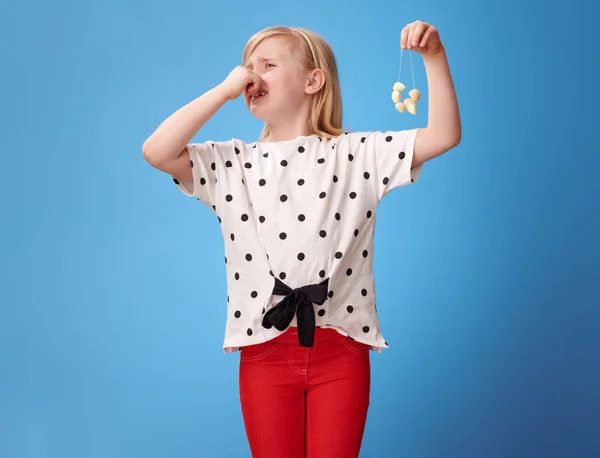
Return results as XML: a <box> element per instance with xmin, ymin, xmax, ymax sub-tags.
<box><xmin>259</xmin><ymin>179</ymin><xmax>266</xmax><ymax>186</ymax></box>
<box><xmin>362</xmin><ymin>326</ymin><xmax>370</xmax><ymax>333</ymax></box>
<box><xmin>280</xmin><ymin>160</ymin><xmax>288</xmax><ymax>167</ymax></box>
<box><xmin>361</xmin><ymin>289</ymin><xmax>367</xmax><ymax>296</ymax></box>
<box><xmin>317</xmin><ymin>158</ymin><xmax>325</xmax><ymax>164</ymax></box>
<box><xmin>298</xmin><ymin>146</ymin><xmax>305</xmax><ymax>153</ymax></box>
<box><xmin>297</xmin><ymin>253</ymin><xmax>305</xmax><ymax>261</ymax></box>
<box><xmin>319</xmin><ymin>191</ymin><xmax>326</xmax><ymax>199</ymax></box>
<box><xmin>364</xmin><ymin>172</ymin><xmax>370</xmax><ymax>179</ymax></box>
<box><xmin>245</xmin><ymin>254</ymin><xmax>252</xmax><ymax>261</ymax></box>
<box><xmin>385</xmin><ymin>135</ymin><xmax>392</xmax><ymax>142</ymax></box>
<box><xmin>263</xmin><ymin>152</ymin><xmax>269</xmax><ymax>158</ymax></box>
<box><xmin>298</xmin><ymin>179</ymin><xmax>305</xmax><ymax>186</ymax></box>
<box><xmin>362</xmin><ymin>250</ymin><xmax>368</xmax><ymax>258</ymax></box>
<box><xmin>383</xmin><ymin>177</ymin><xmax>389</xmax><ymax>185</ymax></box>
<box><xmin>333</xmin><ymin>175</ymin><xmax>338</xmax><ymax>183</ymax></box>
<box><xmin>235</xmin><ymin>272</ymin><xmax>240</xmax><ymax>280</ymax></box>
<box><xmin>279</xmin><ymin>232</ymin><xmax>287</xmax><ymax>240</ymax></box>
<box><xmin>361</xmin><ymin>137</ymin><xmax>366</xmax><ymax>143</ymax></box>
<box><xmin>211</xmin><ymin>162</ymin><xmax>216</xmax><ymax>170</ymax></box>
<box><xmin>346</xmin><ymin>268</ymin><xmax>353</xmax><ymax>276</ymax></box>
<box><xmin>319</xmin><ymin>270</ymin><xmax>326</xmax><ymax>278</ymax></box>
<box><xmin>298</xmin><ymin>214</ymin><xmax>305</xmax><ymax>222</ymax></box>
<box><xmin>234</xmin><ymin>310</ymin><xmax>241</xmax><ymax>318</ymax></box>
<box><xmin>354</xmin><ymin>229</ymin><xmax>359</xmax><ymax>237</ymax></box>
<box><xmin>279</xmin><ymin>272</ymin><xmax>286</xmax><ymax>280</ymax></box>
<box><xmin>280</xmin><ymin>195</ymin><xmax>288</xmax><ymax>202</ymax></box>
<box><xmin>318</xmin><ymin>309</ymin><xmax>326</xmax><ymax>317</ymax></box>
<box><xmin>226</xmin><ymin>160</ymin><xmax>232</xmax><ymax>167</ymax></box>
<box><xmin>173</xmin><ymin>178</ymin><xmax>179</xmax><ymax>185</ymax></box>
<box><xmin>346</xmin><ymin>305</ymin><xmax>354</xmax><ymax>313</ymax></box>
<box><xmin>200</xmin><ymin>178</ymin><xmax>206</xmax><ymax>185</ymax></box>
<box><xmin>226</xmin><ymin>194</ymin><xmax>233</xmax><ymax>202</ymax></box>
<box><xmin>218</xmin><ymin>216</ymin><xmax>222</xmax><ymax>224</ymax></box>
<box><xmin>328</xmin><ymin>290</ymin><xmax>334</xmax><ymax>298</ymax></box>
<box><xmin>349</xmin><ymin>192</ymin><xmax>357</xmax><ymax>199</ymax></box>
<box><xmin>319</xmin><ymin>230</ymin><xmax>327</xmax><ymax>238</ymax></box>
<box><xmin>241</xmin><ymin>214</ymin><xmax>249</xmax><ymax>222</ymax></box>
<box><xmin>335</xmin><ymin>252</ymin><xmax>342</xmax><ymax>259</ymax></box>
<box><xmin>235</xmin><ymin>147</ymin><xmax>240</xmax><ymax>154</ymax></box>
<box><xmin>251</xmin><ymin>291</ymin><xmax>258</xmax><ymax>298</ymax></box>
<box><xmin>230</xmin><ymin>233</ymin><xmax>235</xmax><ymax>241</ymax></box>
<box><xmin>244</xmin><ymin>162</ymin><xmax>252</xmax><ymax>169</ymax></box>
<box><xmin>247</xmin><ymin>329</ymin><xmax>253</xmax><ymax>336</ymax></box>
<box><xmin>366</xmin><ymin>210</ymin><xmax>372</xmax><ymax>218</ymax></box>
<box><xmin>348</xmin><ymin>154</ymin><xmax>354</xmax><ymax>161</ymax></box>
<box><xmin>399</xmin><ymin>151</ymin><xmax>406</xmax><ymax>159</ymax></box>
<box><xmin>259</xmin><ymin>216</ymin><xmax>266</xmax><ymax>223</ymax></box>
<box><xmin>335</xmin><ymin>213</ymin><xmax>341</xmax><ymax>221</ymax></box>
<box><xmin>224</xmin><ymin>256</ymin><xmax>227</xmax><ymax>264</ymax></box>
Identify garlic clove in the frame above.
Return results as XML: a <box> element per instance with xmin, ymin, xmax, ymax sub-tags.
<box><xmin>409</xmin><ymin>89</ymin><xmax>420</xmax><ymax>102</ymax></box>
<box><xmin>404</xmin><ymin>98</ymin><xmax>417</xmax><ymax>115</ymax></box>
<box><xmin>393</xmin><ymin>82</ymin><xmax>405</xmax><ymax>92</ymax></box>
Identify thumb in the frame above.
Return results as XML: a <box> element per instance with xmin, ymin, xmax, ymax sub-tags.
<box><xmin>248</xmin><ymin>71</ymin><xmax>261</xmax><ymax>93</ymax></box>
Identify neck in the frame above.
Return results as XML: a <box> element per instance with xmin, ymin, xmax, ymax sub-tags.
<box><xmin>263</xmin><ymin>101</ymin><xmax>313</xmax><ymax>143</ymax></box>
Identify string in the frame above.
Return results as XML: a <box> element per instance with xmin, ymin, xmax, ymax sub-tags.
<box><xmin>409</xmin><ymin>51</ymin><xmax>415</xmax><ymax>89</ymax></box>
<box><xmin>397</xmin><ymin>44</ymin><xmax>416</xmax><ymax>90</ymax></box>
<box><xmin>398</xmin><ymin>47</ymin><xmax>403</xmax><ymax>82</ymax></box>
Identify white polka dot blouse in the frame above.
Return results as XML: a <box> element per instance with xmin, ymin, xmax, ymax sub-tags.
<box><xmin>172</xmin><ymin>129</ymin><xmax>422</xmax><ymax>353</ymax></box>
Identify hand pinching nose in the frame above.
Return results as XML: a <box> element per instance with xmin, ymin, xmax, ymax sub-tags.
<box><xmin>392</xmin><ymin>47</ymin><xmax>420</xmax><ymax>115</ymax></box>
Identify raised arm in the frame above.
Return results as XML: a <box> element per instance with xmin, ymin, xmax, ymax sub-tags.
<box><xmin>400</xmin><ymin>21</ymin><xmax>462</xmax><ymax>168</ymax></box>
<box><xmin>142</xmin><ymin>66</ymin><xmax>261</xmax><ymax>182</ymax></box>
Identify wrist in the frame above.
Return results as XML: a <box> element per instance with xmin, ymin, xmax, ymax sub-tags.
<box><xmin>215</xmin><ymin>83</ymin><xmax>233</xmax><ymax>101</ymax></box>
<box><xmin>423</xmin><ymin>46</ymin><xmax>447</xmax><ymax>63</ymax></box>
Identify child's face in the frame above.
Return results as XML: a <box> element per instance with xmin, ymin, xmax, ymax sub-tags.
<box><xmin>243</xmin><ymin>36</ymin><xmax>308</xmax><ymax>123</ymax></box>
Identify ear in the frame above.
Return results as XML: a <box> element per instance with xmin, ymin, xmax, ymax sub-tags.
<box><xmin>305</xmin><ymin>68</ymin><xmax>326</xmax><ymax>94</ymax></box>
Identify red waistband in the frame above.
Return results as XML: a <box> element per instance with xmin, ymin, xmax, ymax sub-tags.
<box><xmin>271</xmin><ymin>326</ymin><xmax>342</xmax><ymax>344</ymax></box>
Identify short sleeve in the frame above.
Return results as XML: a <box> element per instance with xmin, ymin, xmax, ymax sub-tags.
<box><xmin>172</xmin><ymin>141</ymin><xmax>217</xmax><ymax>208</ymax></box>
<box><xmin>366</xmin><ymin>128</ymin><xmax>423</xmax><ymax>200</ymax></box>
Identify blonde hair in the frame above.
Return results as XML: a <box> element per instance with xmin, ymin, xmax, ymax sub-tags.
<box><xmin>241</xmin><ymin>26</ymin><xmax>346</xmax><ymax>141</ymax></box>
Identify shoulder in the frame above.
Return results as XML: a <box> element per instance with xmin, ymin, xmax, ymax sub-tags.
<box><xmin>187</xmin><ymin>138</ymin><xmax>253</xmax><ymax>154</ymax></box>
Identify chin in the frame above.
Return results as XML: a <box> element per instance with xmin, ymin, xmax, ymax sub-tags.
<box><xmin>248</xmin><ymin>105</ymin><xmax>272</xmax><ymax>123</ymax></box>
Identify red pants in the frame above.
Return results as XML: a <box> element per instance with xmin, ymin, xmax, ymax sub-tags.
<box><xmin>239</xmin><ymin>326</ymin><xmax>371</xmax><ymax>458</ymax></box>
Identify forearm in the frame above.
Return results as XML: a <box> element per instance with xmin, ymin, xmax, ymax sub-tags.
<box><xmin>423</xmin><ymin>47</ymin><xmax>461</xmax><ymax>145</ymax></box>
<box><xmin>142</xmin><ymin>84</ymin><xmax>230</xmax><ymax>165</ymax></box>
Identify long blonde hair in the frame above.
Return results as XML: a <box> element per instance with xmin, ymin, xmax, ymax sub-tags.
<box><xmin>241</xmin><ymin>26</ymin><xmax>346</xmax><ymax>141</ymax></box>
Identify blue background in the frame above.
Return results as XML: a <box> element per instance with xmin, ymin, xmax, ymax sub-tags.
<box><xmin>2</xmin><ymin>0</ymin><xmax>598</xmax><ymax>457</ymax></box>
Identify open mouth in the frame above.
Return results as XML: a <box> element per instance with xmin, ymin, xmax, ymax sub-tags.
<box><xmin>250</xmin><ymin>90</ymin><xmax>268</xmax><ymax>100</ymax></box>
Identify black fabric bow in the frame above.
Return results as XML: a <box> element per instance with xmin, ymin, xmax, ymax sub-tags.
<box><xmin>261</xmin><ymin>277</ymin><xmax>329</xmax><ymax>347</ymax></box>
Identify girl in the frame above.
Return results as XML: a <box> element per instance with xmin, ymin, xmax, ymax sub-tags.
<box><xmin>142</xmin><ymin>21</ymin><xmax>461</xmax><ymax>458</ymax></box>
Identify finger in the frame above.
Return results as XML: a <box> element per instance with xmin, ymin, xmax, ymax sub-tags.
<box><xmin>411</xmin><ymin>21</ymin><xmax>426</xmax><ymax>48</ymax></box>
<box><xmin>247</xmin><ymin>71</ymin><xmax>261</xmax><ymax>93</ymax></box>
<box><xmin>420</xmin><ymin>26</ymin><xmax>435</xmax><ymax>48</ymax></box>
<box><xmin>407</xmin><ymin>22</ymin><xmax>417</xmax><ymax>49</ymax></box>
<box><xmin>400</xmin><ymin>26</ymin><xmax>409</xmax><ymax>49</ymax></box>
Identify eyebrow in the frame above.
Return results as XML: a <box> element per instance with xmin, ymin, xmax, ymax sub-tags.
<box><xmin>245</xmin><ymin>56</ymin><xmax>275</xmax><ymax>67</ymax></box>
